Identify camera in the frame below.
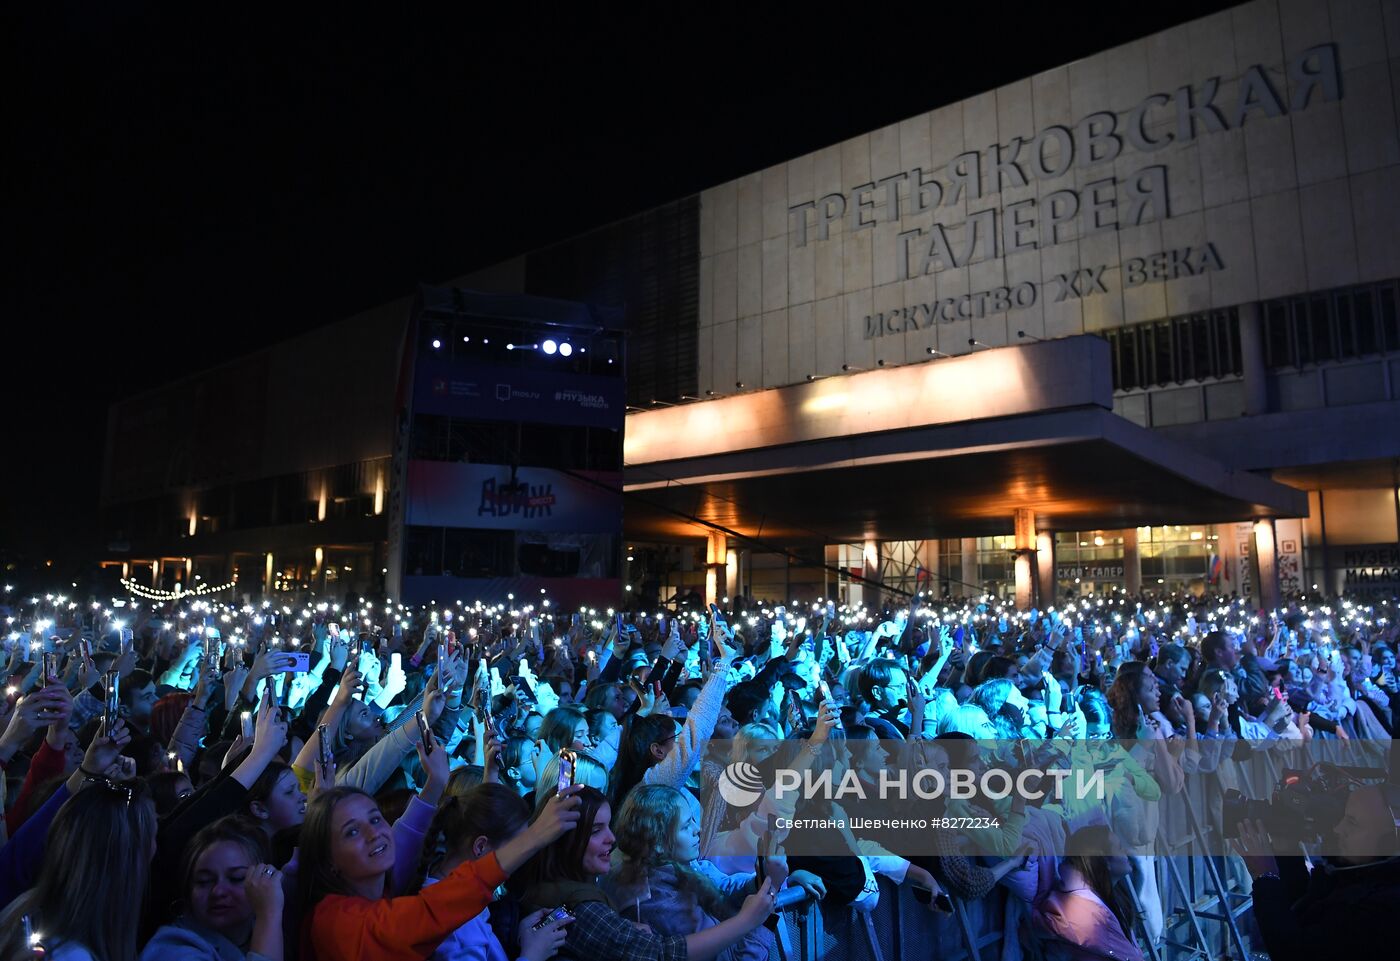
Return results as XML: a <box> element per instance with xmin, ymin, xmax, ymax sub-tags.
<box><xmin>1223</xmin><ymin>762</ymin><xmax>1385</xmax><ymax>843</ymax></box>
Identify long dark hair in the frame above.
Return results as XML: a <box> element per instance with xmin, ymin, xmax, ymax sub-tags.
<box><xmin>1107</xmin><ymin>661</ymin><xmax>1151</xmax><ymax>740</ymax></box>
<box><xmin>511</xmin><ymin>785</ymin><xmax>609</xmax><ymax>894</ymax></box>
<box><xmin>296</xmin><ymin>786</ymin><xmax>384</xmax><ymax>914</ymax></box>
<box><xmin>418</xmin><ymin>783</ymin><xmax>531</xmax><ymax>887</ymax></box>
<box><xmin>609</xmin><ymin>713</ymin><xmax>676</xmax><ymax>808</ymax></box>
<box><xmin>1063</xmin><ymin>825</ymin><xmax>1137</xmax><ymax>938</ymax></box>
<box><xmin>245</xmin><ymin>760</ymin><xmax>292</xmax><ymax>816</ymax></box>
<box><xmin>0</xmin><ymin>781</ymin><xmax>157</xmax><ymax>961</ymax></box>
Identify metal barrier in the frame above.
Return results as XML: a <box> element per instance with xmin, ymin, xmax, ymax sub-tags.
<box><xmin>777</xmin><ymin>876</ymin><xmax>1021</xmax><ymax>961</ymax></box>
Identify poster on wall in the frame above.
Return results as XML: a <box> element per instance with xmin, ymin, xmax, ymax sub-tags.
<box><xmin>405</xmin><ymin>460</ymin><xmax>622</xmax><ymax>533</ymax></box>
<box><xmin>1332</xmin><ymin>544</ymin><xmax>1400</xmax><ymax>597</ymax></box>
<box><xmin>1275</xmin><ymin>519</ymin><xmax>1303</xmax><ymax>596</ymax></box>
<box><xmin>1233</xmin><ymin>522</ymin><xmax>1254</xmax><ymax>600</ymax></box>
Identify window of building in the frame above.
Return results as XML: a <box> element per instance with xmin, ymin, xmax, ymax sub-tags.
<box><xmin>444</xmin><ymin>528</ymin><xmax>515</xmax><ymax>578</ymax></box>
<box><xmin>1261</xmin><ymin>279</ymin><xmax>1400</xmax><ymax>368</ymax></box>
<box><xmin>1104</xmin><ymin>308</ymin><xmax>1241</xmax><ymax>391</ymax></box>
<box><xmin>1137</xmin><ymin>525</ymin><xmax>1221</xmax><ymax>589</ymax></box>
<box><xmin>404</xmin><ymin>526</ymin><xmax>444</xmax><ymax>577</ymax></box>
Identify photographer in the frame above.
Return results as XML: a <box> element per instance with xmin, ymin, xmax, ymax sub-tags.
<box><xmin>1234</xmin><ymin>784</ymin><xmax>1400</xmax><ymax>959</ymax></box>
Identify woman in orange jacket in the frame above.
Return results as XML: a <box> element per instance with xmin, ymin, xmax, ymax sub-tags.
<box><xmin>297</xmin><ymin>783</ymin><xmax>582</xmax><ymax>961</ymax></box>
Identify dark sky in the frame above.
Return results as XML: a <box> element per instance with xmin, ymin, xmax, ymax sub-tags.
<box><xmin>5</xmin><ymin>4</ymin><xmax>1238</xmax><ymax>566</ymax></box>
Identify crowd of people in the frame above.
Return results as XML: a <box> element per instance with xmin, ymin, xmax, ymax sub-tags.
<box><xmin>0</xmin><ymin>584</ymin><xmax>1397</xmax><ymax>961</ymax></box>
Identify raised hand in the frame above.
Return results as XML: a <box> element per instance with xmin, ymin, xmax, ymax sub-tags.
<box><xmin>713</xmin><ymin>619</ymin><xmax>739</xmax><ymax>664</ymax></box>
<box><xmin>530</xmin><ymin>787</ymin><xmax>584</xmax><ymax>844</ymax></box>
<box><xmin>74</xmin><ymin>718</ymin><xmax>133</xmax><ymax>785</ymax></box>
<box><xmin>332</xmin><ymin>669</ymin><xmax>364</xmax><ymax>707</ymax></box>
<box><xmin>810</xmin><ymin>699</ymin><xmax>839</xmax><ymax>744</ymax></box>
<box><xmin>1</xmin><ymin>687</ymin><xmax>71</xmax><ymax>758</ymax></box>
<box><xmin>252</xmin><ymin>683</ymin><xmax>289</xmax><ymax>756</ymax></box>
<box><xmin>1207</xmin><ymin>691</ymin><xmax>1228</xmax><ymax>730</ymax></box>
<box><xmin>415</xmin><ymin>731</ymin><xmax>450</xmax><ymax>802</ymax></box>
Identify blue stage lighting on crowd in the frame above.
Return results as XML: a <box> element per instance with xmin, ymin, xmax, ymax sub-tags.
<box><xmin>542</xmin><ymin>339</ymin><xmax>558</xmax><ymax>355</ymax></box>
<box><xmin>559</xmin><ymin>342</ymin><xmax>573</xmax><ymax>357</ymax></box>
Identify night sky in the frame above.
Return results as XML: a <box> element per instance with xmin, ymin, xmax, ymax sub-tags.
<box><xmin>5</xmin><ymin>4</ymin><xmax>1238</xmax><ymax>570</ymax></box>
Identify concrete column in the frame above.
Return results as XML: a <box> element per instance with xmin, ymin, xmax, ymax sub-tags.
<box><xmin>960</xmin><ymin>537</ymin><xmax>979</xmax><ymax>597</ymax></box>
<box><xmin>1036</xmin><ymin>532</ymin><xmax>1056</xmax><ymax>607</ymax></box>
<box><xmin>704</xmin><ymin>532</ymin><xmax>726</xmax><ymax>607</ymax></box>
<box><xmin>1014</xmin><ymin>509</ymin><xmax>1036</xmax><ymax>610</ymax></box>
<box><xmin>1253</xmin><ymin>518</ymin><xmax>1280</xmax><ymax>611</ymax></box>
<box><xmin>1123</xmin><ymin>529</ymin><xmax>1142</xmax><ymax>594</ymax></box>
<box><xmin>724</xmin><ymin>546</ymin><xmax>739</xmax><ymax>602</ymax></box>
<box><xmin>862</xmin><ymin>539</ymin><xmax>881</xmax><ymax>610</ymax></box>
<box><xmin>1239</xmin><ymin>302</ymin><xmax>1269</xmax><ymax>416</ymax></box>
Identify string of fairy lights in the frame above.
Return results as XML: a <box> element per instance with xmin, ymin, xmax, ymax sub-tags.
<box><xmin>119</xmin><ymin>577</ymin><xmax>237</xmax><ymax>601</ymax></box>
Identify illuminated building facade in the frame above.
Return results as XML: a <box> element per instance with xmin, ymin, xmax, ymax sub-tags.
<box><xmin>104</xmin><ymin>1</ymin><xmax>1400</xmax><ymax>606</ymax></box>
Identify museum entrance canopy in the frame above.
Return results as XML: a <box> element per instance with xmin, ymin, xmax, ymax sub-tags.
<box><xmin>621</xmin><ymin>336</ymin><xmax>1307</xmax><ymax>543</ymax></box>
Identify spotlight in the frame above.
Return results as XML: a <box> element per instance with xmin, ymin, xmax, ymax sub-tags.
<box><xmin>842</xmin><ymin>364</ymin><xmax>865</xmax><ymax>372</ymax></box>
<box><xmin>462</xmin><ymin>336</ymin><xmax>470</xmax><ymax>343</ymax></box>
<box><xmin>968</xmin><ymin>339</ymin><xmax>992</xmax><ymax>350</ymax></box>
<box><xmin>735</xmin><ymin>381</ymin><xmax>745</xmax><ymax>389</ymax></box>
<box><xmin>559</xmin><ymin>342</ymin><xmax>573</xmax><ymax>357</ymax></box>
<box><xmin>506</xmin><ymin>343</ymin><xmax>515</xmax><ymax>350</ymax></box>
<box><xmin>542</xmin><ymin>339</ymin><xmax>558</xmax><ymax>355</ymax></box>
<box><xmin>431</xmin><ymin>339</ymin><xmax>441</xmax><ymax>349</ymax></box>
<box><xmin>926</xmin><ymin>347</ymin><xmax>949</xmax><ymax>357</ymax></box>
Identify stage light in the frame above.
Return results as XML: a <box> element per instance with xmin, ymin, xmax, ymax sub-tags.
<box><xmin>506</xmin><ymin>343</ymin><xmax>515</xmax><ymax>350</ymax></box>
<box><xmin>431</xmin><ymin>339</ymin><xmax>441</xmax><ymax>349</ymax></box>
<box><xmin>559</xmin><ymin>342</ymin><xmax>573</xmax><ymax>356</ymax></box>
<box><xmin>542</xmin><ymin>339</ymin><xmax>558</xmax><ymax>355</ymax></box>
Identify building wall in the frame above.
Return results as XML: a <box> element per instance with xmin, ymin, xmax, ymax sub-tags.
<box><xmin>104</xmin><ymin>298</ymin><xmax>404</xmax><ymax>507</ymax></box>
<box><xmin>697</xmin><ymin>0</ymin><xmax>1400</xmax><ymax>393</ymax></box>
